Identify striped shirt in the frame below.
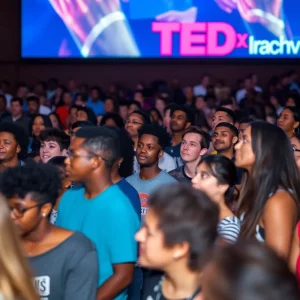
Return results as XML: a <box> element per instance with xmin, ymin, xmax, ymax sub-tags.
<box><xmin>218</xmin><ymin>216</ymin><xmax>241</xmax><ymax>243</ymax></box>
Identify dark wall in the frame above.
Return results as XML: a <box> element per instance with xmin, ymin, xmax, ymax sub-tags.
<box><xmin>1</xmin><ymin>0</ymin><xmax>299</xmax><ymax>89</ymax></box>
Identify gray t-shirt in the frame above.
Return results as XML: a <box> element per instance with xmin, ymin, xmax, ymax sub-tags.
<box><xmin>126</xmin><ymin>171</ymin><xmax>177</xmax><ymax>221</ymax></box>
<box><xmin>29</xmin><ymin>231</ymin><xmax>98</xmax><ymax>300</ymax></box>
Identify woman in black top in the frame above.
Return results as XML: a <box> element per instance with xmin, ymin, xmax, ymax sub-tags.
<box><xmin>136</xmin><ymin>184</ymin><xmax>219</xmax><ymax>300</ymax></box>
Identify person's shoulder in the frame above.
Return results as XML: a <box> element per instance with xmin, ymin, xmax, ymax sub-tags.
<box><xmin>60</xmin><ymin>187</ymin><xmax>84</xmax><ymax>204</ymax></box>
<box><xmin>168</xmin><ymin>166</ymin><xmax>182</xmax><ymax>176</ymax></box>
<box><xmin>67</xmin><ymin>231</ymin><xmax>96</xmax><ymax>253</ymax></box>
<box><xmin>160</xmin><ymin>170</ymin><xmax>178</xmax><ymax>183</ymax></box>
<box><xmin>126</xmin><ymin>173</ymin><xmax>138</xmax><ymax>182</ymax></box>
<box><xmin>117</xmin><ymin>179</ymin><xmax>138</xmax><ymax>194</ymax></box>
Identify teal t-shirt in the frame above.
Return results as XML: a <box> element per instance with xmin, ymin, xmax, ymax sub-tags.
<box><xmin>56</xmin><ymin>185</ymin><xmax>140</xmax><ymax>300</ymax></box>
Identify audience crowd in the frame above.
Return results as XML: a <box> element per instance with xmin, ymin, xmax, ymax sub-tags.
<box><xmin>0</xmin><ymin>71</ymin><xmax>299</xmax><ymax>299</ymax></box>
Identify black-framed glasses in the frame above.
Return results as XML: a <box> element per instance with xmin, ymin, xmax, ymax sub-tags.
<box><xmin>124</xmin><ymin>120</ymin><xmax>143</xmax><ymax>125</ymax></box>
<box><xmin>9</xmin><ymin>203</ymin><xmax>45</xmax><ymax>219</ymax></box>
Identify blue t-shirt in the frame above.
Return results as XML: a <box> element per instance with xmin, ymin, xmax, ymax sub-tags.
<box><xmin>117</xmin><ymin>179</ymin><xmax>141</xmax><ymax>221</ymax></box>
<box><xmin>56</xmin><ymin>185</ymin><xmax>140</xmax><ymax>300</ymax></box>
<box><xmin>86</xmin><ymin>98</ymin><xmax>104</xmax><ymax>115</ymax></box>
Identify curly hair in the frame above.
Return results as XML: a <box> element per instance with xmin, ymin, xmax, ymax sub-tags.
<box><xmin>0</xmin><ymin>163</ymin><xmax>61</xmax><ymax>206</ymax></box>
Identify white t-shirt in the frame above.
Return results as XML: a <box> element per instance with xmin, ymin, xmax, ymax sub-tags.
<box><xmin>39</xmin><ymin>105</ymin><xmax>52</xmax><ymax>115</ymax></box>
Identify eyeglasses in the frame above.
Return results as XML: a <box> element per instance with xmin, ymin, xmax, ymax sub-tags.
<box><xmin>124</xmin><ymin>120</ymin><xmax>143</xmax><ymax>125</ymax></box>
<box><xmin>9</xmin><ymin>203</ymin><xmax>45</xmax><ymax>219</ymax></box>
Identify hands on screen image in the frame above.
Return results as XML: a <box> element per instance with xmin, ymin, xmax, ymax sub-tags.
<box><xmin>156</xmin><ymin>7</ymin><xmax>198</xmax><ymax>22</ymax></box>
<box><xmin>48</xmin><ymin>0</ymin><xmax>140</xmax><ymax>57</ymax></box>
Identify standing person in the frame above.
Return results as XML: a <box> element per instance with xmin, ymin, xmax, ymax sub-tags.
<box><xmin>277</xmin><ymin>106</ymin><xmax>300</xmax><ymax>138</ymax></box>
<box><xmin>236</xmin><ymin>121</ymin><xmax>300</xmax><ymax>259</ymax></box>
<box><xmin>125</xmin><ymin>110</ymin><xmax>176</xmax><ymax>173</ymax></box>
<box><xmin>126</xmin><ymin>124</ymin><xmax>177</xmax><ymax>221</ymax></box>
<box><xmin>4</xmin><ymin>97</ymin><xmax>30</xmax><ymax>134</ymax></box>
<box><xmin>1</xmin><ymin>163</ymin><xmax>98</xmax><ymax>300</ymax></box>
<box><xmin>165</xmin><ymin>105</ymin><xmax>194</xmax><ymax>168</ymax></box>
<box><xmin>56</xmin><ymin>126</ymin><xmax>140</xmax><ymax>300</ymax></box>
<box><xmin>0</xmin><ymin>195</ymin><xmax>38</xmax><ymax>300</ymax></box>
<box><xmin>192</xmin><ymin>155</ymin><xmax>241</xmax><ymax>243</ymax></box>
<box><xmin>169</xmin><ymin>126</ymin><xmax>210</xmax><ymax>183</ymax></box>
<box><xmin>0</xmin><ymin>122</ymin><xmax>29</xmax><ymax>171</ymax></box>
<box><xmin>136</xmin><ymin>184</ymin><xmax>219</xmax><ymax>300</ymax></box>
<box><xmin>201</xmin><ymin>242</ymin><xmax>300</xmax><ymax>300</ymax></box>
<box><xmin>39</xmin><ymin>128</ymin><xmax>70</xmax><ymax>164</ymax></box>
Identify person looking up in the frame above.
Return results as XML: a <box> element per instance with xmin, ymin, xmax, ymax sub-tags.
<box><xmin>56</xmin><ymin>126</ymin><xmax>140</xmax><ymax>300</ymax></box>
<box><xmin>1</xmin><ymin>163</ymin><xmax>98</xmax><ymax>300</ymax></box>
<box><xmin>0</xmin><ymin>122</ymin><xmax>29</xmax><ymax>171</ymax></box>
<box><xmin>126</xmin><ymin>124</ymin><xmax>177</xmax><ymax>222</ymax></box>
<box><xmin>39</xmin><ymin>128</ymin><xmax>70</xmax><ymax>164</ymax></box>
<box><xmin>192</xmin><ymin>155</ymin><xmax>241</xmax><ymax>243</ymax></box>
<box><xmin>169</xmin><ymin>126</ymin><xmax>210</xmax><ymax>183</ymax></box>
<box><xmin>236</xmin><ymin>121</ymin><xmax>300</xmax><ymax>259</ymax></box>
<box><xmin>165</xmin><ymin>105</ymin><xmax>194</xmax><ymax>168</ymax></box>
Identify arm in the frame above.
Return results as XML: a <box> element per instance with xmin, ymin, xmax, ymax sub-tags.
<box><xmin>65</xmin><ymin>250</ymin><xmax>99</xmax><ymax>300</ymax></box>
<box><xmin>264</xmin><ymin>193</ymin><xmax>297</xmax><ymax>260</ymax></box>
<box><xmin>96</xmin><ymin>263</ymin><xmax>135</xmax><ymax>300</ymax></box>
<box><xmin>289</xmin><ymin>224</ymin><xmax>299</xmax><ymax>273</ymax></box>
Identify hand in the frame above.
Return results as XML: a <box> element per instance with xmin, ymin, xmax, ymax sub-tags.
<box><xmin>156</xmin><ymin>7</ymin><xmax>197</xmax><ymax>22</ymax></box>
<box><xmin>237</xmin><ymin>0</ymin><xmax>282</xmax><ymax>23</ymax></box>
<box><xmin>214</xmin><ymin>0</ymin><xmax>237</xmax><ymax>13</ymax></box>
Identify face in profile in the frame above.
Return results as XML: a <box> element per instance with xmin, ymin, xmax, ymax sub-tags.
<box><xmin>234</xmin><ymin>126</ymin><xmax>255</xmax><ymax>171</ymax></box>
<box><xmin>290</xmin><ymin>136</ymin><xmax>300</xmax><ymax>169</ymax></box>
<box><xmin>277</xmin><ymin>108</ymin><xmax>299</xmax><ymax>135</ymax></box>
<box><xmin>0</xmin><ymin>132</ymin><xmax>20</xmax><ymax>162</ymax></box>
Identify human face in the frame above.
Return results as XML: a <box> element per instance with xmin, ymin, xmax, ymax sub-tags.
<box><xmin>28</xmin><ymin>101</ymin><xmax>39</xmax><ymax>115</ymax></box>
<box><xmin>125</xmin><ymin>113</ymin><xmax>144</xmax><ymax>139</ymax></box>
<box><xmin>10</xmin><ymin>101</ymin><xmax>22</xmax><ymax>117</ymax></box>
<box><xmin>181</xmin><ymin>133</ymin><xmax>203</xmax><ymax>164</ymax></box>
<box><xmin>134</xmin><ymin>92</ymin><xmax>143</xmax><ymax>104</ymax></box>
<box><xmin>195</xmin><ymin>96</ymin><xmax>206</xmax><ymax>111</ymax></box>
<box><xmin>212</xmin><ymin>111</ymin><xmax>233</xmax><ymax>130</ymax></box>
<box><xmin>286</xmin><ymin>97</ymin><xmax>296</xmax><ymax>107</ymax></box>
<box><xmin>104</xmin><ymin>98</ymin><xmax>114</xmax><ymax>113</ymax></box>
<box><xmin>8</xmin><ymin>195</ymin><xmax>50</xmax><ymax>237</ymax></box>
<box><xmin>91</xmin><ymin>89</ymin><xmax>99</xmax><ymax>101</ymax></box>
<box><xmin>238</xmin><ymin>122</ymin><xmax>249</xmax><ymax>140</ymax></box>
<box><xmin>64</xmin><ymin>137</ymin><xmax>96</xmax><ymax>182</ymax></box>
<box><xmin>277</xmin><ymin>108</ymin><xmax>299</xmax><ymax>136</ymax></box>
<box><xmin>235</xmin><ymin>126</ymin><xmax>255</xmax><ymax>171</ymax></box>
<box><xmin>136</xmin><ymin>134</ymin><xmax>162</xmax><ymax>167</ymax></box>
<box><xmin>290</xmin><ymin>136</ymin><xmax>300</xmax><ymax>169</ymax></box>
<box><xmin>192</xmin><ymin>162</ymin><xmax>224</xmax><ymax>201</ymax></box>
<box><xmin>17</xmin><ymin>86</ymin><xmax>28</xmax><ymax>99</ymax></box>
<box><xmin>49</xmin><ymin>114</ymin><xmax>60</xmax><ymax>129</ymax></box>
<box><xmin>135</xmin><ymin>209</ymin><xmax>176</xmax><ymax>269</ymax></box>
<box><xmin>155</xmin><ymin>99</ymin><xmax>165</xmax><ymax>116</ymax></box>
<box><xmin>76</xmin><ymin>110</ymin><xmax>88</xmax><ymax>122</ymax></box>
<box><xmin>150</xmin><ymin>110</ymin><xmax>160</xmax><ymax>124</ymax></box>
<box><xmin>40</xmin><ymin>140</ymin><xmax>66</xmax><ymax>164</ymax></box>
<box><xmin>32</xmin><ymin>116</ymin><xmax>46</xmax><ymax>137</ymax></box>
<box><xmin>119</xmin><ymin>105</ymin><xmax>128</xmax><ymax>121</ymax></box>
<box><xmin>63</xmin><ymin>93</ymin><xmax>72</xmax><ymax>106</ymax></box>
<box><xmin>128</xmin><ymin>103</ymin><xmax>140</xmax><ymax>115</ymax></box>
<box><xmin>212</xmin><ymin>126</ymin><xmax>237</xmax><ymax>153</ymax></box>
<box><xmin>0</xmin><ymin>132</ymin><xmax>20</xmax><ymax>162</ymax></box>
<box><xmin>170</xmin><ymin>110</ymin><xmax>189</xmax><ymax>133</ymax></box>
<box><xmin>69</xmin><ymin>107</ymin><xmax>78</xmax><ymax>126</ymax></box>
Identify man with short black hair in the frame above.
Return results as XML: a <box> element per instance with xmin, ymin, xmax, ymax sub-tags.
<box><xmin>27</xmin><ymin>96</ymin><xmax>41</xmax><ymax>118</ymax></box>
<box><xmin>165</xmin><ymin>105</ymin><xmax>194</xmax><ymax>168</ymax></box>
<box><xmin>4</xmin><ymin>97</ymin><xmax>30</xmax><ymax>133</ymax></box>
<box><xmin>126</xmin><ymin>124</ymin><xmax>177</xmax><ymax>221</ymax></box>
<box><xmin>0</xmin><ymin>122</ymin><xmax>29</xmax><ymax>171</ymax></box>
<box><xmin>211</xmin><ymin>107</ymin><xmax>236</xmax><ymax>130</ymax></box>
<box><xmin>56</xmin><ymin>127</ymin><xmax>140</xmax><ymax>300</ymax></box>
<box><xmin>169</xmin><ymin>126</ymin><xmax>210</xmax><ymax>183</ymax></box>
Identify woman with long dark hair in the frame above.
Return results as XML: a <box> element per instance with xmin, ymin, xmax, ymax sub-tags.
<box><xmin>192</xmin><ymin>155</ymin><xmax>240</xmax><ymax>243</ymax></box>
<box><xmin>236</xmin><ymin>121</ymin><xmax>300</xmax><ymax>259</ymax></box>
<box><xmin>277</xmin><ymin>106</ymin><xmax>300</xmax><ymax>138</ymax></box>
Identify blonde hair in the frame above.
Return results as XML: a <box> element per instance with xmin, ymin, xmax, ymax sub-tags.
<box><xmin>0</xmin><ymin>196</ymin><xmax>38</xmax><ymax>300</ymax></box>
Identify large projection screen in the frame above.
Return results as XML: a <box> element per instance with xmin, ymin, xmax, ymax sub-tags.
<box><xmin>21</xmin><ymin>0</ymin><xmax>300</xmax><ymax>59</ymax></box>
